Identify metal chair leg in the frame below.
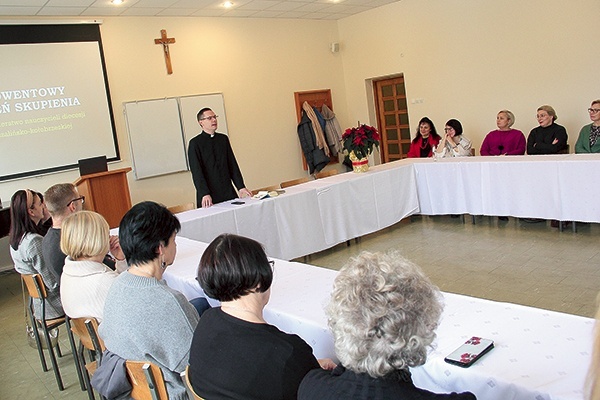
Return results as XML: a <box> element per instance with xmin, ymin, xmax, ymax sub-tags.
<box><xmin>40</xmin><ymin>321</ymin><xmax>64</xmax><ymax>390</ymax></box>
<box><xmin>66</xmin><ymin>317</ymin><xmax>87</xmax><ymax>391</ymax></box>
<box><xmin>29</xmin><ymin>311</ymin><xmax>48</xmax><ymax>372</ymax></box>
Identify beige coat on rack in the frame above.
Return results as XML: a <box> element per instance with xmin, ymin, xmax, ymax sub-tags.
<box><xmin>302</xmin><ymin>101</ymin><xmax>330</xmax><ymax>156</ymax></box>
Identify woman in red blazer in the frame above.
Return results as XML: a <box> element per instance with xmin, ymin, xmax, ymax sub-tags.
<box><xmin>407</xmin><ymin>117</ymin><xmax>441</xmax><ymax>158</ymax></box>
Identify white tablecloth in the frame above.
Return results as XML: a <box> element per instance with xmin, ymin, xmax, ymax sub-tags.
<box><xmin>176</xmin><ymin>161</ymin><xmax>418</xmax><ymax>260</ymax></box>
<box><xmin>164</xmin><ymin>236</ymin><xmax>593</xmax><ymax>400</ymax></box>
<box><xmin>175</xmin><ymin>154</ymin><xmax>600</xmax><ymax>260</ymax></box>
<box><xmin>414</xmin><ymin>154</ymin><xmax>600</xmax><ymax>222</ymax></box>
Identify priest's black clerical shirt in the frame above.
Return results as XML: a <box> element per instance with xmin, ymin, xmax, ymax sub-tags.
<box><xmin>188</xmin><ymin>131</ymin><xmax>246</xmax><ymax>206</ymax></box>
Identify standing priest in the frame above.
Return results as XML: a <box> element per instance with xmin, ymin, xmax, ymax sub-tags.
<box><xmin>188</xmin><ymin>108</ymin><xmax>252</xmax><ymax>208</ymax></box>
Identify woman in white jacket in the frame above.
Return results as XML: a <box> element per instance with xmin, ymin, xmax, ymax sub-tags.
<box><xmin>60</xmin><ymin>211</ymin><xmax>123</xmax><ymax>323</ymax></box>
<box><xmin>434</xmin><ymin>119</ymin><xmax>473</xmax><ymax>158</ymax></box>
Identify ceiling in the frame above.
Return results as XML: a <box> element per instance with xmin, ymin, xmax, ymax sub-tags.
<box><xmin>0</xmin><ymin>0</ymin><xmax>400</xmax><ymax>20</ymax></box>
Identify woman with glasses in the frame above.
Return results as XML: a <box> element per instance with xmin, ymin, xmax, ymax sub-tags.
<box><xmin>527</xmin><ymin>105</ymin><xmax>568</xmax><ymax>155</ymax></box>
<box><xmin>434</xmin><ymin>119</ymin><xmax>472</xmax><ymax>158</ymax></box>
<box><xmin>575</xmin><ymin>100</ymin><xmax>600</xmax><ymax>153</ymax></box>
<box><xmin>189</xmin><ymin>233</ymin><xmax>334</xmax><ymax>400</ymax></box>
<box><xmin>9</xmin><ymin>189</ymin><xmax>64</xmax><ymax>320</ymax></box>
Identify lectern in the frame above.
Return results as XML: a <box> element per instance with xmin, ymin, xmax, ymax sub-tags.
<box><xmin>74</xmin><ymin>168</ymin><xmax>132</xmax><ymax>228</ymax></box>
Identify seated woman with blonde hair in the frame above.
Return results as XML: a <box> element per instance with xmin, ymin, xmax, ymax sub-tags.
<box><xmin>60</xmin><ymin>211</ymin><xmax>124</xmax><ymax>323</ymax></box>
<box><xmin>480</xmin><ymin>110</ymin><xmax>526</xmax><ymax>156</ymax></box>
<box><xmin>527</xmin><ymin>105</ymin><xmax>568</xmax><ymax>154</ymax></box>
<box><xmin>298</xmin><ymin>251</ymin><xmax>476</xmax><ymax>400</ymax></box>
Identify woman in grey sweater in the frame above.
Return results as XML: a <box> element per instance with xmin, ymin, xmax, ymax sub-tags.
<box><xmin>99</xmin><ymin>201</ymin><xmax>199</xmax><ymax>400</ymax></box>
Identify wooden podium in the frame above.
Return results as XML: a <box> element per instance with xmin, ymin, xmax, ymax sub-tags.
<box><xmin>74</xmin><ymin>168</ymin><xmax>132</xmax><ymax>228</ymax></box>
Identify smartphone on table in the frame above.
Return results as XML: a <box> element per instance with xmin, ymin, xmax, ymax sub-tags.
<box><xmin>444</xmin><ymin>336</ymin><xmax>494</xmax><ymax>368</ymax></box>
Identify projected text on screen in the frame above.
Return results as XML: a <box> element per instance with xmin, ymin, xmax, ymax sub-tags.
<box><xmin>0</xmin><ymin>38</ymin><xmax>118</xmax><ymax>181</ymax></box>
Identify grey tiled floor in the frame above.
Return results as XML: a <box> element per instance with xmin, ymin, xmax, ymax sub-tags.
<box><xmin>305</xmin><ymin>215</ymin><xmax>600</xmax><ymax>318</ymax></box>
<box><xmin>1</xmin><ymin>215</ymin><xmax>598</xmax><ymax>399</ymax></box>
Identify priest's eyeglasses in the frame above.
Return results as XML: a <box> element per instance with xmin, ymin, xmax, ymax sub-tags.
<box><xmin>200</xmin><ymin>115</ymin><xmax>219</xmax><ymax>121</ymax></box>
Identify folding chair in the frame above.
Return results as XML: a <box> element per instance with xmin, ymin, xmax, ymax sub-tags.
<box><xmin>68</xmin><ymin>317</ymin><xmax>105</xmax><ymax>400</ymax></box>
<box><xmin>125</xmin><ymin>360</ymin><xmax>169</xmax><ymax>400</ymax></box>
<box><xmin>22</xmin><ymin>273</ymin><xmax>72</xmax><ymax>391</ymax></box>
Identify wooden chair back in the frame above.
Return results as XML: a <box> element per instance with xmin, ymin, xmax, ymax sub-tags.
<box><xmin>280</xmin><ymin>177</ymin><xmax>310</xmax><ymax>188</ymax></box>
<box><xmin>182</xmin><ymin>365</ymin><xmax>204</xmax><ymax>400</ymax></box>
<box><xmin>251</xmin><ymin>185</ymin><xmax>280</xmax><ymax>196</ymax></box>
<box><xmin>315</xmin><ymin>169</ymin><xmax>338</xmax><ymax>179</ymax></box>
<box><xmin>67</xmin><ymin>317</ymin><xmax>105</xmax><ymax>396</ymax></box>
<box><xmin>126</xmin><ymin>360</ymin><xmax>169</xmax><ymax>400</ymax></box>
<box><xmin>70</xmin><ymin>317</ymin><xmax>105</xmax><ymax>354</ymax></box>
<box><xmin>22</xmin><ymin>273</ymin><xmax>47</xmax><ymax>299</ymax></box>
<box><xmin>167</xmin><ymin>202</ymin><xmax>195</xmax><ymax>214</ymax></box>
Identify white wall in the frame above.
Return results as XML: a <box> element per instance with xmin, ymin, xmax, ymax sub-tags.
<box><xmin>0</xmin><ymin>16</ymin><xmax>345</xmax><ymax>269</ymax></box>
<box><xmin>337</xmin><ymin>0</ymin><xmax>600</xmax><ymax>151</ymax></box>
<box><xmin>0</xmin><ymin>16</ymin><xmax>345</xmax><ymax>208</ymax></box>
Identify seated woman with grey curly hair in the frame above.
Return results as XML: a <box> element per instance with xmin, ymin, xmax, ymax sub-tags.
<box><xmin>298</xmin><ymin>251</ymin><xmax>476</xmax><ymax>399</ymax></box>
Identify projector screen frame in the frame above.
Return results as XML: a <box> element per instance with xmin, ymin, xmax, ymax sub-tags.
<box><xmin>0</xmin><ymin>22</ymin><xmax>120</xmax><ymax>182</ymax></box>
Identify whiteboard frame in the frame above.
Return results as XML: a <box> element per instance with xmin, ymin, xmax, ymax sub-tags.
<box><xmin>123</xmin><ymin>97</ymin><xmax>187</xmax><ymax>180</ymax></box>
<box><xmin>123</xmin><ymin>93</ymin><xmax>228</xmax><ymax>180</ymax></box>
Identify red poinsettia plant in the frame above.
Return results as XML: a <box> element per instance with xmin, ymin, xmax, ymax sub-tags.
<box><xmin>342</xmin><ymin>124</ymin><xmax>380</xmax><ymax>159</ymax></box>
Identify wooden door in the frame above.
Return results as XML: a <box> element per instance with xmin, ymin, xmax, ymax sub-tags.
<box><xmin>374</xmin><ymin>77</ymin><xmax>410</xmax><ymax>162</ymax></box>
<box><xmin>293</xmin><ymin>89</ymin><xmax>337</xmax><ymax>170</ymax></box>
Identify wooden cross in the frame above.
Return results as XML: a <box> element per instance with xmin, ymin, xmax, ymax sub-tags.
<box><xmin>154</xmin><ymin>29</ymin><xmax>176</xmax><ymax>74</ymax></box>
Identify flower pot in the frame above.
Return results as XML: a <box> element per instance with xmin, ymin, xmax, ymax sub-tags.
<box><xmin>350</xmin><ymin>151</ymin><xmax>369</xmax><ymax>173</ymax></box>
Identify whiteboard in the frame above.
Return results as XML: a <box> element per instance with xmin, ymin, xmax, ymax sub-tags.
<box><xmin>179</xmin><ymin>93</ymin><xmax>229</xmax><ymax>155</ymax></box>
<box><xmin>124</xmin><ymin>98</ymin><xmax>187</xmax><ymax>180</ymax></box>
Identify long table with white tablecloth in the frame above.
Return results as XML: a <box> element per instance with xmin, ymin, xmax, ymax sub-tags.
<box><xmin>412</xmin><ymin>153</ymin><xmax>600</xmax><ymax>222</ymax></box>
<box><xmin>164</xmin><ymin>236</ymin><xmax>593</xmax><ymax>400</ymax></box>
<box><xmin>176</xmin><ymin>161</ymin><xmax>418</xmax><ymax>260</ymax></box>
<box><xmin>174</xmin><ymin>154</ymin><xmax>600</xmax><ymax>260</ymax></box>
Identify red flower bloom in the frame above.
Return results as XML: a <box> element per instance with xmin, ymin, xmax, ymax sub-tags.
<box><xmin>342</xmin><ymin>124</ymin><xmax>380</xmax><ymax>160</ymax></box>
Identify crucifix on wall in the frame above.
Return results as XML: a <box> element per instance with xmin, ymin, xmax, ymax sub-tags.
<box><xmin>154</xmin><ymin>29</ymin><xmax>175</xmax><ymax>74</ymax></box>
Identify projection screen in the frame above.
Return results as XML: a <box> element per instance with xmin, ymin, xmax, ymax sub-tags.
<box><xmin>0</xmin><ymin>23</ymin><xmax>119</xmax><ymax>181</ymax></box>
